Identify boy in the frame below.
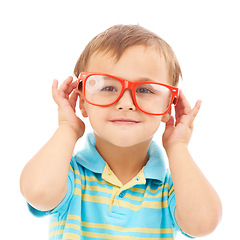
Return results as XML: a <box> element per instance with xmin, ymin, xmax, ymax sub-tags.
<box><xmin>20</xmin><ymin>25</ymin><xmax>222</xmax><ymax>239</ymax></box>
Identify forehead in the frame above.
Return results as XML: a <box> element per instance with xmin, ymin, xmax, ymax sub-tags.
<box><xmin>86</xmin><ymin>45</ymin><xmax>170</xmax><ymax>85</ymax></box>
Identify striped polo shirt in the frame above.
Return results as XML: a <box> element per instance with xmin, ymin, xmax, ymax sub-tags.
<box><xmin>28</xmin><ymin>133</ymin><xmax>192</xmax><ymax>239</ymax></box>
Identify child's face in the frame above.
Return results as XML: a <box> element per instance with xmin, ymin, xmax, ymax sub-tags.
<box><xmin>79</xmin><ymin>45</ymin><xmax>171</xmax><ymax>147</ymax></box>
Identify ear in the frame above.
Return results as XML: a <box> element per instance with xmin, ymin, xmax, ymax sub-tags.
<box><xmin>76</xmin><ymin>90</ymin><xmax>88</xmax><ymax>118</ymax></box>
<box><xmin>161</xmin><ymin>107</ymin><xmax>172</xmax><ymax>123</ymax></box>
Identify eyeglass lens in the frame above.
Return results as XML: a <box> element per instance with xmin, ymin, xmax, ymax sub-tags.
<box><xmin>85</xmin><ymin>75</ymin><xmax>172</xmax><ymax>115</ymax></box>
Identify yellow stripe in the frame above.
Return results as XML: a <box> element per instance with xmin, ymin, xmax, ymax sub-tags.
<box><xmin>81</xmin><ymin>221</ymin><xmax>173</xmax><ymax>234</ymax></box>
<box><xmin>73</xmin><ymin>168</ymin><xmax>171</xmax><ymax>195</ymax></box>
<box><xmin>71</xmin><ymin>167</ymin><xmax>170</xmax><ymax>210</ymax></box>
<box><xmin>115</xmin><ymin>197</ymin><xmax>169</xmax><ymax>211</ymax></box>
<box><xmin>76</xmin><ymin>173</ymin><xmax>110</xmax><ymax>186</ymax></box>
<box><xmin>49</xmin><ymin>220</ymin><xmax>66</xmax><ymax>228</ymax></box>
<box><xmin>50</xmin><ymin>221</ymin><xmax>173</xmax><ymax>233</ymax></box>
<box><xmin>74</xmin><ymin>184</ymin><xmax>169</xmax><ymax>203</ymax></box>
<box><xmin>73</xmin><ymin>167</ymin><xmax>172</xmax><ymax>200</ymax></box>
<box><xmin>74</xmin><ymin>184</ymin><xmax>112</xmax><ymax>197</ymax></box>
<box><xmin>68</xmin><ymin>214</ymin><xmax>81</xmax><ymax>221</ymax></box>
<box><xmin>81</xmin><ymin>193</ymin><xmax>168</xmax><ymax>211</ymax></box>
<box><xmin>142</xmin><ymin>199</ymin><xmax>168</xmax><ymax>210</ymax></box>
<box><xmin>50</xmin><ymin>221</ymin><xmax>172</xmax><ymax>234</ymax></box>
<box><xmin>128</xmin><ymin>183</ymin><xmax>171</xmax><ymax>194</ymax></box>
<box><xmin>65</xmin><ymin>223</ymin><xmax>80</xmax><ymax>231</ymax></box>
<box><xmin>73</xmin><ymin>168</ymin><xmax>80</xmax><ymax>176</ymax></box>
<box><xmin>82</xmin><ymin>193</ymin><xmax>111</xmax><ymax>205</ymax></box>
<box><xmin>49</xmin><ymin>229</ymin><xmax>64</xmax><ymax>238</ymax></box>
<box><xmin>49</xmin><ymin>218</ymin><xmax>172</xmax><ymax>238</ymax></box>
<box><xmin>129</xmin><ymin>187</ymin><xmax>145</xmax><ymax>193</ymax></box>
<box><xmin>74</xmin><ymin>187</ymin><xmax>82</xmax><ymax>196</ymax></box>
<box><xmin>77</xmin><ymin>180</ymin><xmax>113</xmax><ymax>194</ymax></box>
<box><xmin>50</xmin><ymin>229</ymin><xmax>173</xmax><ymax>240</ymax></box>
<box><xmin>124</xmin><ymin>190</ymin><xmax>168</xmax><ymax>201</ymax></box>
<box><xmin>82</xmin><ymin>231</ymin><xmax>173</xmax><ymax>240</ymax></box>
<box><xmin>62</xmin><ymin>232</ymin><xmax>80</xmax><ymax>240</ymax></box>
<box><xmin>49</xmin><ymin>218</ymin><xmax>81</xmax><ymax>239</ymax></box>
<box><xmin>49</xmin><ymin>215</ymin><xmax>80</xmax><ymax>229</ymax></box>
<box><xmin>49</xmin><ymin>220</ymin><xmax>80</xmax><ymax>239</ymax></box>
<box><xmin>169</xmin><ymin>186</ymin><xmax>174</xmax><ymax>196</ymax></box>
<box><xmin>74</xmin><ymin>179</ymin><xmax>171</xmax><ymax>202</ymax></box>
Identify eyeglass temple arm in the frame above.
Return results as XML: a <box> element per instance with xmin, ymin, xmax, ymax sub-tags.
<box><xmin>77</xmin><ymin>72</ymin><xmax>88</xmax><ymax>90</ymax></box>
<box><xmin>172</xmin><ymin>96</ymin><xmax>178</xmax><ymax>105</ymax></box>
<box><xmin>172</xmin><ymin>89</ymin><xmax>179</xmax><ymax>106</ymax></box>
<box><xmin>77</xmin><ymin>79</ymin><xmax>83</xmax><ymax>90</ymax></box>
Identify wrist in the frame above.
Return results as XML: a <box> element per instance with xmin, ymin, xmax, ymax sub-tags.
<box><xmin>58</xmin><ymin>123</ymin><xmax>81</xmax><ymax>142</ymax></box>
<box><xmin>164</xmin><ymin>142</ymin><xmax>189</xmax><ymax>156</ymax></box>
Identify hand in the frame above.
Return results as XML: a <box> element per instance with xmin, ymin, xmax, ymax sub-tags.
<box><xmin>52</xmin><ymin>76</ymin><xmax>85</xmax><ymax>139</ymax></box>
<box><xmin>162</xmin><ymin>90</ymin><xmax>201</xmax><ymax>151</ymax></box>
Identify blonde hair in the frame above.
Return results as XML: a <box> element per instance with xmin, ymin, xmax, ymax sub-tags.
<box><xmin>74</xmin><ymin>24</ymin><xmax>182</xmax><ymax>86</ymax></box>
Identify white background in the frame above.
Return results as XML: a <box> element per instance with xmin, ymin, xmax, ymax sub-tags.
<box><xmin>1</xmin><ymin>0</ymin><xmax>239</xmax><ymax>239</ymax></box>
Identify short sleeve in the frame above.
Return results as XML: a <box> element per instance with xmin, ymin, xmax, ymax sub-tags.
<box><xmin>169</xmin><ymin>188</ymin><xmax>195</xmax><ymax>239</ymax></box>
<box><xmin>27</xmin><ymin>160</ymin><xmax>75</xmax><ymax>218</ymax></box>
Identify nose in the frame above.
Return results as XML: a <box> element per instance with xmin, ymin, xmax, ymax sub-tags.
<box><xmin>115</xmin><ymin>89</ymin><xmax>136</xmax><ymax>111</ymax></box>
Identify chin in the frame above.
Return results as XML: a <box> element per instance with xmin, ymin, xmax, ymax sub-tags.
<box><xmin>93</xmin><ymin>129</ymin><xmax>154</xmax><ymax>148</ymax></box>
<box><xmin>108</xmin><ymin>135</ymin><xmax>153</xmax><ymax>148</ymax></box>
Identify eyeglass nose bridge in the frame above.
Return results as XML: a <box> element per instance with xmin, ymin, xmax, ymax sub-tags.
<box><xmin>123</xmin><ymin>79</ymin><xmax>135</xmax><ymax>92</ymax></box>
<box><xmin>118</xmin><ymin>80</ymin><xmax>136</xmax><ymax>103</ymax></box>
<box><xmin>114</xmin><ymin>80</ymin><xmax>139</xmax><ymax>109</ymax></box>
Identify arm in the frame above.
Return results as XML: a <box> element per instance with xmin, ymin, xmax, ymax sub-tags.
<box><xmin>20</xmin><ymin>77</ymin><xmax>85</xmax><ymax>211</ymax></box>
<box><xmin>162</xmin><ymin>91</ymin><xmax>222</xmax><ymax>237</ymax></box>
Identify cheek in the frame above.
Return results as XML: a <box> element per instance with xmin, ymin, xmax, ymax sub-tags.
<box><xmin>144</xmin><ymin>116</ymin><xmax>162</xmax><ymax>135</ymax></box>
<box><xmin>148</xmin><ymin>115</ymin><xmax>162</xmax><ymax>127</ymax></box>
<box><xmin>85</xmin><ymin>106</ymin><xmax>107</xmax><ymax>128</ymax></box>
<box><xmin>150</xmin><ymin>119</ymin><xmax>161</xmax><ymax>133</ymax></box>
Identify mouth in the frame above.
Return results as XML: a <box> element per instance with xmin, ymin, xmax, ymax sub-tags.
<box><xmin>110</xmin><ymin>118</ymin><xmax>141</xmax><ymax>124</ymax></box>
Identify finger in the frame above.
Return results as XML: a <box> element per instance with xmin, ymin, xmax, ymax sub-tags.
<box><xmin>165</xmin><ymin>116</ymin><xmax>175</xmax><ymax>129</ymax></box>
<box><xmin>59</xmin><ymin>76</ymin><xmax>74</xmax><ymax>93</ymax></box>
<box><xmin>65</xmin><ymin>81</ymin><xmax>78</xmax><ymax>95</ymax></box>
<box><xmin>187</xmin><ymin>100</ymin><xmax>202</xmax><ymax>128</ymax></box>
<box><xmin>190</xmin><ymin>100</ymin><xmax>202</xmax><ymax>120</ymax></box>
<box><xmin>52</xmin><ymin>79</ymin><xmax>60</xmax><ymax>104</ymax></box>
<box><xmin>175</xmin><ymin>90</ymin><xmax>192</xmax><ymax>117</ymax></box>
<box><xmin>52</xmin><ymin>79</ymin><xmax>58</xmax><ymax>89</ymax></box>
<box><xmin>69</xmin><ymin>90</ymin><xmax>79</xmax><ymax>111</ymax></box>
<box><xmin>59</xmin><ymin>78</ymin><xmax>78</xmax><ymax>100</ymax></box>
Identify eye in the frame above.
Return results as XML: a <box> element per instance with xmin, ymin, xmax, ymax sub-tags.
<box><xmin>136</xmin><ymin>87</ymin><xmax>154</xmax><ymax>94</ymax></box>
<box><xmin>101</xmin><ymin>86</ymin><xmax>117</xmax><ymax>92</ymax></box>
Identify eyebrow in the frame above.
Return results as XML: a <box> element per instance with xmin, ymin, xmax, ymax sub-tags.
<box><xmin>135</xmin><ymin>77</ymin><xmax>157</xmax><ymax>83</ymax></box>
<box><xmin>102</xmin><ymin>74</ymin><xmax>157</xmax><ymax>83</ymax></box>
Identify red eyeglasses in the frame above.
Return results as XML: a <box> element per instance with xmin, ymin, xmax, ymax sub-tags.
<box><xmin>77</xmin><ymin>72</ymin><xmax>179</xmax><ymax>115</ymax></box>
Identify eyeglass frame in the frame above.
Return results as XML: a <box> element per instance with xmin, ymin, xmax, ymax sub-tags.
<box><xmin>77</xmin><ymin>72</ymin><xmax>179</xmax><ymax>116</ymax></box>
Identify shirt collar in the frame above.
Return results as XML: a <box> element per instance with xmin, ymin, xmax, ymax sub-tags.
<box><xmin>75</xmin><ymin>133</ymin><xmax>167</xmax><ymax>184</ymax></box>
<box><xmin>144</xmin><ymin>140</ymin><xmax>167</xmax><ymax>184</ymax></box>
<box><xmin>75</xmin><ymin>133</ymin><xmax>106</xmax><ymax>174</ymax></box>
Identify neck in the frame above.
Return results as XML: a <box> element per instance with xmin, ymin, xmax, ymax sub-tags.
<box><xmin>94</xmin><ymin>134</ymin><xmax>152</xmax><ymax>185</ymax></box>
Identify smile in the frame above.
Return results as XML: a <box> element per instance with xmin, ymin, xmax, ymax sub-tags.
<box><xmin>110</xmin><ymin>119</ymin><xmax>140</xmax><ymax>124</ymax></box>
